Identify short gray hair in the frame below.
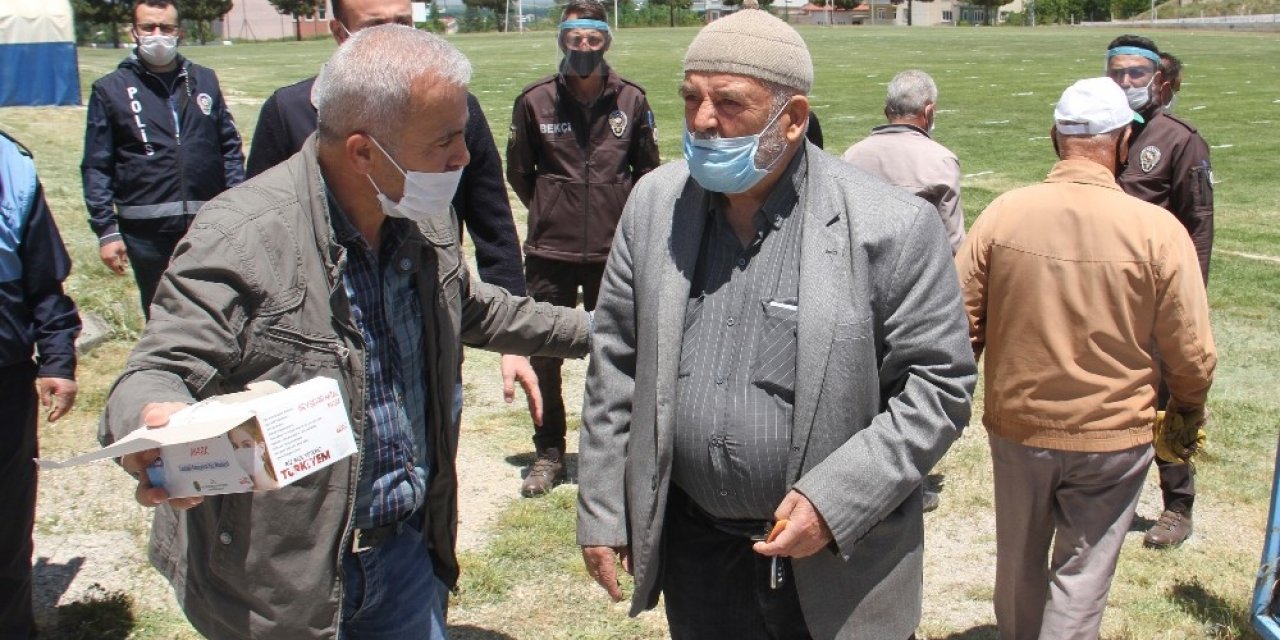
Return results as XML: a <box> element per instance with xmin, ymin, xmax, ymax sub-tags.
<box><xmin>884</xmin><ymin>69</ymin><xmax>937</xmax><ymax>118</ymax></box>
<box><xmin>315</xmin><ymin>25</ymin><xmax>473</xmax><ymax>145</ymax></box>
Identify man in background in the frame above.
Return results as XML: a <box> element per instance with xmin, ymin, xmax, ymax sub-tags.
<box><xmin>506</xmin><ymin>0</ymin><xmax>661</xmax><ymax>497</ymax></box>
<box><xmin>958</xmin><ymin>77</ymin><xmax>1215</xmax><ymax>640</ymax></box>
<box><xmin>843</xmin><ymin>69</ymin><xmax>966</xmax><ymax>255</ymax></box>
<box><xmin>0</xmin><ymin>130</ymin><xmax>81</xmax><ymax>640</ymax></box>
<box><xmin>82</xmin><ymin>0</ymin><xmax>244</xmax><ymax>318</ymax></box>
<box><xmin>1106</xmin><ymin>34</ymin><xmax>1215</xmax><ymax>548</ymax></box>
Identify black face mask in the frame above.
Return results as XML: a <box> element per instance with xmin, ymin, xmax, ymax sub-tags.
<box><xmin>563</xmin><ymin>49</ymin><xmax>604</xmax><ymax>78</ymax></box>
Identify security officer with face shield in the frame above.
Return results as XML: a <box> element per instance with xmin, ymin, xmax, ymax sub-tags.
<box><xmin>506</xmin><ymin>0</ymin><xmax>661</xmax><ymax>497</ymax></box>
<box><xmin>1105</xmin><ymin>34</ymin><xmax>1215</xmax><ymax>550</ymax></box>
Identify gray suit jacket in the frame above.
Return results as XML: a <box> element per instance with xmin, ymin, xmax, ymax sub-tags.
<box><xmin>576</xmin><ymin>145</ymin><xmax>976</xmax><ymax>639</ymax></box>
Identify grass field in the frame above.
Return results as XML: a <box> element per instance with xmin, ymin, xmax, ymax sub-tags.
<box><xmin>1</xmin><ymin>24</ymin><xmax>1278</xmax><ymax>640</ymax></box>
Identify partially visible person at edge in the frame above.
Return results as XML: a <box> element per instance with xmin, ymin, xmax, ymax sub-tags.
<box><xmin>81</xmin><ymin>0</ymin><xmax>244</xmax><ymax>318</ymax></box>
<box><xmin>505</xmin><ymin>0</ymin><xmax>660</xmax><ymax>497</ymax></box>
<box><xmin>843</xmin><ymin>69</ymin><xmax>966</xmax><ymax>256</ymax></box>
<box><xmin>1159</xmin><ymin>51</ymin><xmax>1183</xmax><ymax>112</ymax></box>
<box><xmin>1106</xmin><ymin>34</ymin><xmax>1214</xmax><ymax>549</ymax></box>
<box><xmin>957</xmin><ymin>77</ymin><xmax>1216</xmax><ymax>640</ymax></box>
<box><xmin>576</xmin><ymin>10</ymin><xmax>975</xmax><ymax>639</ymax></box>
<box><xmin>246</xmin><ymin>0</ymin><xmax>543</xmax><ymax>458</ymax></box>
<box><xmin>0</xmin><ymin>130</ymin><xmax>81</xmax><ymax>640</ymax></box>
<box><xmin>100</xmin><ymin>26</ymin><xmax>591</xmax><ymax>640</ymax></box>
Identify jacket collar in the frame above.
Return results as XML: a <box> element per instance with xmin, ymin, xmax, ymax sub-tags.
<box><xmin>869</xmin><ymin>122</ymin><xmax>930</xmax><ymax>138</ymax></box>
<box><xmin>1044</xmin><ymin>159</ymin><xmax>1124</xmax><ymax>191</ymax></box>
<box><xmin>555</xmin><ymin>63</ymin><xmax>623</xmax><ymax>101</ymax></box>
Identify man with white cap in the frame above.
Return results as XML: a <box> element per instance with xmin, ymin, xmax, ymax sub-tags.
<box><xmin>576</xmin><ymin>9</ymin><xmax>976</xmax><ymax>638</ymax></box>
<box><xmin>956</xmin><ymin>77</ymin><xmax>1216</xmax><ymax>640</ymax></box>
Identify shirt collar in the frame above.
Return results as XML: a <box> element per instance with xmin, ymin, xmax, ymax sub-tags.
<box><xmin>707</xmin><ymin>143</ymin><xmax>808</xmax><ymax>241</ymax></box>
<box><xmin>869</xmin><ymin>122</ymin><xmax>931</xmax><ymax>138</ymax></box>
<box><xmin>1044</xmin><ymin>158</ymin><xmax>1124</xmax><ymax>191</ymax></box>
<box><xmin>326</xmin><ymin>187</ymin><xmax>411</xmax><ymax>257</ymax></box>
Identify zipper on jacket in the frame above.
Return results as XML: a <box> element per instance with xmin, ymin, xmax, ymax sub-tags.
<box><xmin>144</xmin><ymin>63</ymin><xmax>191</xmax><ymax>215</ymax></box>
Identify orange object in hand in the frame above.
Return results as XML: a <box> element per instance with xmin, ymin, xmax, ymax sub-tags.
<box><xmin>766</xmin><ymin>519</ymin><xmax>788</xmax><ymax>543</ymax></box>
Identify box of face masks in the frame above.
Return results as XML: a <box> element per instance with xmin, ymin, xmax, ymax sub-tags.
<box><xmin>38</xmin><ymin>377</ymin><xmax>357</xmax><ymax>499</ymax></box>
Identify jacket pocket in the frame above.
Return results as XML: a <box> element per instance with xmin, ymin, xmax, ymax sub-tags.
<box><xmin>527</xmin><ymin>176</ymin><xmax>566</xmax><ymax>245</ymax></box>
<box><xmin>251</xmin><ymin>323</ymin><xmax>349</xmax><ymax>369</ymax></box>
<box><xmin>752</xmin><ymin>298</ymin><xmax>799</xmax><ymax>403</ymax></box>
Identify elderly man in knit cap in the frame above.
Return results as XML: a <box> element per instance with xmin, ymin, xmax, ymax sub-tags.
<box><xmin>576</xmin><ymin>10</ymin><xmax>975</xmax><ymax>639</ymax></box>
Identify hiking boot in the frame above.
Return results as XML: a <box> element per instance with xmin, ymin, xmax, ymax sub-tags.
<box><xmin>1144</xmin><ymin>509</ymin><xmax>1192</xmax><ymax>548</ymax></box>
<box><xmin>520</xmin><ymin>448</ymin><xmax>566</xmax><ymax>497</ymax></box>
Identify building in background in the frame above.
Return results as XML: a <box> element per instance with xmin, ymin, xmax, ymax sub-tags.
<box><xmin>216</xmin><ymin>0</ymin><xmax>335</xmax><ymax>41</ymax></box>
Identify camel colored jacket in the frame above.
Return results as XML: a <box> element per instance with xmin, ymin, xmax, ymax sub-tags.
<box><xmin>957</xmin><ymin>159</ymin><xmax>1215</xmax><ymax>452</ymax></box>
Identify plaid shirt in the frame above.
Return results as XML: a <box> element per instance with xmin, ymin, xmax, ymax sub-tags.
<box><xmin>331</xmin><ymin>196</ymin><xmax>429</xmax><ymax>529</ymax></box>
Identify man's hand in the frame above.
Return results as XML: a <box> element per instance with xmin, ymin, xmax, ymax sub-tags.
<box><xmin>100</xmin><ymin>240</ymin><xmax>129</xmax><ymax>275</ymax></box>
<box><xmin>500</xmin><ymin>354</ymin><xmax>542</xmax><ymax>426</ymax></box>
<box><xmin>752</xmin><ymin>490</ymin><xmax>834</xmax><ymax>559</ymax></box>
<box><xmin>120</xmin><ymin>402</ymin><xmax>203</xmax><ymax>511</ymax></box>
<box><xmin>581</xmin><ymin>545</ymin><xmax>631</xmax><ymax>602</ymax></box>
<box><xmin>36</xmin><ymin>377</ymin><xmax>77</xmax><ymax>422</ymax></box>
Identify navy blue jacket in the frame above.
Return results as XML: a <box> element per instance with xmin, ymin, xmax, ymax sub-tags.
<box><xmin>82</xmin><ymin>53</ymin><xmax>245</xmax><ymax>243</ymax></box>
<box><xmin>0</xmin><ymin>131</ymin><xmax>81</xmax><ymax>379</ymax></box>
<box><xmin>247</xmin><ymin>76</ymin><xmax>526</xmax><ymax>295</ymax></box>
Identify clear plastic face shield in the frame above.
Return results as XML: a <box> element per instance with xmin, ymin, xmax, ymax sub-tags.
<box><xmin>557</xmin><ymin>18</ymin><xmax>612</xmax><ymax>79</ymax></box>
<box><xmin>1105</xmin><ymin>46</ymin><xmax>1162</xmax><ymax>112</ymax></box>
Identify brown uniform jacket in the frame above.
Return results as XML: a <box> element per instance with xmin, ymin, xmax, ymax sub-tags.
<box><xmin>957</xmin><ymin>159</ymin><xmax>1215</xmax><ymax>453</ymax></box>
<box><xmin>506</xmin><ymin>66</ymin><xmax>661</xmax><ymax>263</ymax></box>
<box><xmin>1119</xmin><ymin>110</ymin><xmax>1214</xmax><ymax>282</ymax></box>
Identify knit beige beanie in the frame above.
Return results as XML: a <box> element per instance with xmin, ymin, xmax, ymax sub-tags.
<box><xmin>683</xmin><ymin>11</ymin><xmax>813</xmax><ymax>94</ymax></box>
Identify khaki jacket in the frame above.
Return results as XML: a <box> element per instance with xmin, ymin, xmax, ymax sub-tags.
<box><xmin>842</xmin><ymin>124</ymin><xmax>965</xmax><ymax>254</ymax></box>
<box><xmin>957</xmin><ymin>159</ymin><xmax>1215</xmax><ymax>452</ymax></box>
<box><xmin>100</xmin><ymin>137</ymin><xmax>590</xmax><ymax>639</ymax></box>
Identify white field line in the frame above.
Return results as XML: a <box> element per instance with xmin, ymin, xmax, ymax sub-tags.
<box><xmin>1221</xmin><ymin>250</ymin><xmax>1280</xmax><ymax>265</ymax></box>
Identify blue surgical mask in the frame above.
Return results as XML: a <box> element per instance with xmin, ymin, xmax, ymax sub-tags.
<box><xmin>683</xmin><ymin>107</ymin><xmax>787</xmax><ymax>194</ymax></box>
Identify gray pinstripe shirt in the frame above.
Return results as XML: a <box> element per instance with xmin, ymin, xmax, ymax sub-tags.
<box><xmin>671</xmin><ymin>149</ymin><xmax>807</xmax><ymax>521</ymax></box>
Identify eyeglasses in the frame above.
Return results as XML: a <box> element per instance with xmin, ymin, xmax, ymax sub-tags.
<box><xmin>1107</xmin><ymin>66</ymin><xmax>1154</xmax><ymax>81</ymax></box>
<box><xmin>135</xmin><ymin>22</ymin><xmax>180</xmax><ymax>35</ymax></box>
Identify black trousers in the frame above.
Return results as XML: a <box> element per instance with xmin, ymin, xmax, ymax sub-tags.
<box><xmin>120</xmin><ymin>214</ymin><xmax>194</xmax><ymax>319</ymax></box>
<box><xmin>0</xmin><ymin>362</ymin><xmax>38</xmax><ymax>639</ymax></box>
<box><xmin>661</xmin><ymin>488</ymin><xmax>812</xmax><ymax>640</ymax></box>
<box><xmin>523</xmin><ymin>255</ymin><xmax>605</xmax><ymax>453</ymax></box>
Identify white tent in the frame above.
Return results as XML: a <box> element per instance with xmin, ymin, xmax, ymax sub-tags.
<box><xmin>0</xmin><ymin>0</ymin><xmax>81</xmax><ymax>106</ymax></box>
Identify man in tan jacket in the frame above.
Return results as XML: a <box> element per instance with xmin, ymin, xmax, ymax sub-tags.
<box><xmin>843</xmin><ymin>69</ymin><xmax>965</xmax><ymax>254</ymax></box>
<box><xmin>956</xmin><ymin>77</ymin><xmax>1216</xmax><ymax>640</ymax></box>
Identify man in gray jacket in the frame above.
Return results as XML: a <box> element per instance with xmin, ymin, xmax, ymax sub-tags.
<box><xmin>577</xmin><ymin>11</ymin><xmax>976</xmax><ymax>639</ymax></box>
<box><xmin>101</xmin><ymin>26</ymin><xmax>590</xmax><ymax>640</ymax></box>
<box><xmin>843</xmin><ymin>69</ymin><xmax>966</xmax><ymax>255</ymax></box>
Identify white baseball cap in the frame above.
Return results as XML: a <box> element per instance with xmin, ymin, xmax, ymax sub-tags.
<box><xmin>1054</xmin><ymin>77</ymin><xmax>1143</xmax><ymax>135</ymax></box>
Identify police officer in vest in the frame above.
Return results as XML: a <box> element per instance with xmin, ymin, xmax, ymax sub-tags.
<box><xmin>81</xmin><ymin>0</ymin><xmax>244</xmax><ymax>318</ymax></box>
<box><xmin>1105</xmin><ymin>34</ymin><xmax>1214</xmax><ymax>549</ymax></box>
